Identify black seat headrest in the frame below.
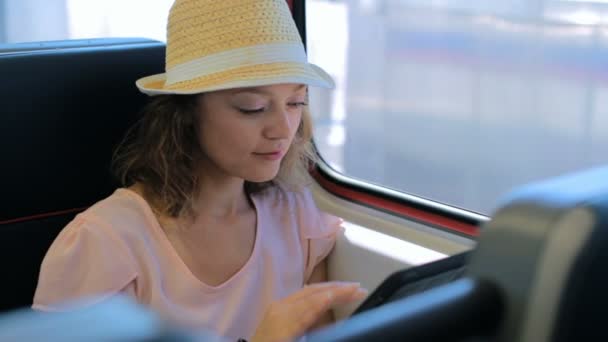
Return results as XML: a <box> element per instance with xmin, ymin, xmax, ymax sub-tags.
<box><xmin>468</xmin><ymin>166</ymin><xmax>608</xmax><ymax>342</ymax></box>
<box><xmin>1</xmin><ymin>38</ymin><xmax>164</xmax><ymax>222</ymax></box>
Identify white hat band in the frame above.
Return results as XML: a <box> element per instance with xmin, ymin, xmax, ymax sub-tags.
<box><xmin>166</xmin><ymin>42</ymin><xmax>309</xmax><ymax>86</ymax></box>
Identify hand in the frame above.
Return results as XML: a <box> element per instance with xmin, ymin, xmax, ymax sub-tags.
<box><xmin>250</xmin><ymin>281</ymin><xmax>368</xmax><ymax>342</ymax></box>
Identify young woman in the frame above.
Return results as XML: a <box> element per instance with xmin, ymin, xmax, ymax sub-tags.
<box><xmin>32</xmin><ymin>0</ymin><xmax>366</xmax><ymax>341</ymax></box>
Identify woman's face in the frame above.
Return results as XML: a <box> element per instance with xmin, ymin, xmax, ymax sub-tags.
<box><xmin>196</xmin><ymin>83</ymin><xmax>307</xmax><ymax>182</ymax></box>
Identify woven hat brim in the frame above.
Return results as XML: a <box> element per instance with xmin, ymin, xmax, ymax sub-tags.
<box><xmin>136</xmin><ymin>62</ymin><xmax>335</xmax><ymax>96</ymax></box>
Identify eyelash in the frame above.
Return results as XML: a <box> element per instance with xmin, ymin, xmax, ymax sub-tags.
<box><xmin>238</xmin><ymin>102</ymin><xmax>308</xmax><ymax>114</ymax></box>
<box><xmin>289</xmin><ymin>101</ymin><xmax>308</xmax><ymax>108</ymax></box>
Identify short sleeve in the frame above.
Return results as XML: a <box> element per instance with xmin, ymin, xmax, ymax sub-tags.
<box><xmin>32</xmin><ymin>216</ymin><xmax>138</xmax><ymax>311</ymax></box>
<box><xmin>294</xmin><ymin>189</ymin><xmax>345</xmax><ymax>282</ymax></box>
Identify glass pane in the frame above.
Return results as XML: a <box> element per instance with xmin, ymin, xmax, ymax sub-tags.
<box><xmin>307</xmin><ymin>0</ymin><xmax>608</xmax><ymax>215</ymax></box>
<box><xmin>1</xmin><ymin>0</ymin><xmax>173</xmax><ymax>44</ymax></box>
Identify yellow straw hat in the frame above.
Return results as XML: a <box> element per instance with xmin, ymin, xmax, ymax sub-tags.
<box><xmin>136</xmin><ymin>0</ymin><xmax>335</xmax><ymax>96</ymax></box>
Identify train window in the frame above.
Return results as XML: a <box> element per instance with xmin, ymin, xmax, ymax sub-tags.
<box><xmin>0</xmin><ymin>0</ymin><xmax>173</xmax><ymax>44</ymax></box>
<box><xmin>306</xmin><ymin>0</ymin><xmax>608</xmax><ymax>215</ymax></box>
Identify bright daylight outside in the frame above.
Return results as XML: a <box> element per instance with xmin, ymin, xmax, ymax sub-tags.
<box><xmin>306</xmin><ymin>0</ymin><xmax>608</xmax><ymax>215</ymax></box>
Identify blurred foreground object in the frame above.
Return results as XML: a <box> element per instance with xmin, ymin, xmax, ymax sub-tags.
<box><xmin>0</xmin><ymin>295</ymin><xmax>225</xmax><ymax>342</ymax></box>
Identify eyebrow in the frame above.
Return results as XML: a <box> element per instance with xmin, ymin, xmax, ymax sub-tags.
<box><xmin>230</xmin><ymin>84</ymin><xmax>307</xmax><ymax>95</ymax></box>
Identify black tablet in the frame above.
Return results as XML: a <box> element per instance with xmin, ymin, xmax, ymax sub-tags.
<box><xmin>351</xmin><ymin>251</ymin><xmax>470</xmax><ymax>316</ymax></box>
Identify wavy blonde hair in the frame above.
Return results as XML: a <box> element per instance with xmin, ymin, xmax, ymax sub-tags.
<box><xmin>112</xmin><ymin>94</ymin><xmax>316</xmax><ymax>219</ymax></box>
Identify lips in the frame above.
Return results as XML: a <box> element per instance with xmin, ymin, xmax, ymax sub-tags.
<box><xmin>253</xmin><ymin>150</ymin><xmax>283</xmax><ymax>161</ymax></box>
<box><xmin>256</xmin><ymin>150</ymin><xmax>281</xmax><ymax>155</ymax></box>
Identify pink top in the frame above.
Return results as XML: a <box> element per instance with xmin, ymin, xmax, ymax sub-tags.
<box><xmin>32</xmin><ymin>186</ymin><xmax>342</xmax><ymax>340</ymax></box>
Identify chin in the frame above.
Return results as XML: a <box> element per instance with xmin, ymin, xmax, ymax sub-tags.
<box><xmin>245</xmin><ymin>168</ymin><xmax>280</xmax><ymax>183</ymax></box>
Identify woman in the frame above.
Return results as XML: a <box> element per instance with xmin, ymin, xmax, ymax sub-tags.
<box><xmin>32</xmin><ymin>0</ymin><xmax>366</xmax><ymax>341</ymax></box>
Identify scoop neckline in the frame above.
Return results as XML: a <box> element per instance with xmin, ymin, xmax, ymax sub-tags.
<box><xmin>116</xmin><ymin>188</ymin><xmax>262</xmax><ymax>292</ymax></box>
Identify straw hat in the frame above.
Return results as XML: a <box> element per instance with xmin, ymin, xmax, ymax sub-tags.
<box><xmin>136</xmin><ymin>0</ymin><xmax>335</xmax><ymax>96</ymax></box>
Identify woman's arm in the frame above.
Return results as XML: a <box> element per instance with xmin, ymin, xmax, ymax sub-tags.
<box><xmin>306</xmin><ymin>258</ymin><xmax>335</xmax><ymax>329</ymax></box>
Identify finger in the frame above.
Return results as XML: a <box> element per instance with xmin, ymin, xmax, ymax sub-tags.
<box><xmin>289</xmin><ymin>283</ymin><xmax>367</xmax><ymax>313</ymax></box>
<box><xmin>349</xmin><ymin>288</ymin><xmax>369</xmax><ymax>301</ymax></box>
<box><xmin>321</xmin><ymin>286</ymin><xmax>366</xmax><ymax>306</ymax></box>
<box><xmin>286</xmin><ymin>281</ymin><xmax>361</xmax><ymax>302</ymax></box>
<box><xmin>292</xmin><ymin>285</ymin><xmax>358</xmax><ymax>319</ymax></box>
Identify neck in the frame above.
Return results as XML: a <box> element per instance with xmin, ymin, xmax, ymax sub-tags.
<box><xmin>194</xmin><ymin>174</ymin><xmax>249</xmax><ymax>220</ymax></box>
<box><xmin>189</xmin><ymin>156</ymin><xmax>253</xmax><ymax>221</ymax></box>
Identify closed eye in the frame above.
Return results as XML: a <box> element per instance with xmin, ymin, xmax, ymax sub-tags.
<box><xmin>238</xmin><ymin>107</ymin><xmax>265</xmax><ymax>114</ymax></box>
<box><xmin>236</xmin><ymin>102</ymin><xmax>307</xmax><ymax>114</ymax></box>
<box><xmin>288</xmin><ymin>102</ymin><xmax>308</xmax><ymax>108</ymax></box>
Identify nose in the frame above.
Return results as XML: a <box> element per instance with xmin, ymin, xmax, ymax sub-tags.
<box><xmin>265</xmin><ymin>108</ymin><xmax>292</xmax><ymax>140</ymax></box>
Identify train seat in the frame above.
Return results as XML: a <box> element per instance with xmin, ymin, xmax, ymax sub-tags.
<box><xmin>0</xmin><ymin>38</ymin><xmax>165</xmax><ymax>312</ymax></box>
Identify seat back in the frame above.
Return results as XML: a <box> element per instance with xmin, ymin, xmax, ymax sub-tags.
<box><xmin>468</xmin><ymin>166</ymin><xmax>608</xmax><ymax>342</ymax></box>
<box><xmin>0</xmin><ymin>38</ymin><xmax>165</xmax><ymax>311</ymax></box>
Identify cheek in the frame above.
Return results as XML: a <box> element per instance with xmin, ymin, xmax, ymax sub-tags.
<box><xmin>198</xmin><ymin>120</ymin><xmax>257</xmax><ymax>158</ymax></box>
<box><xmin>290</xmin><ymin>112</ymin><xmax>303</xmax><ymax>138</ymax></box>
<box><xmin>198</xmin><ymin>121</ymin><xmax>224</xmax><ymax>157</ymax></box>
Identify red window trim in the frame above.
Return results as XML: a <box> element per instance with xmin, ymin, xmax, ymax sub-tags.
<box><xmin>312</xmin><ymin>168</ymin><xmax>480</xmax><ymax>237</ymax></box>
